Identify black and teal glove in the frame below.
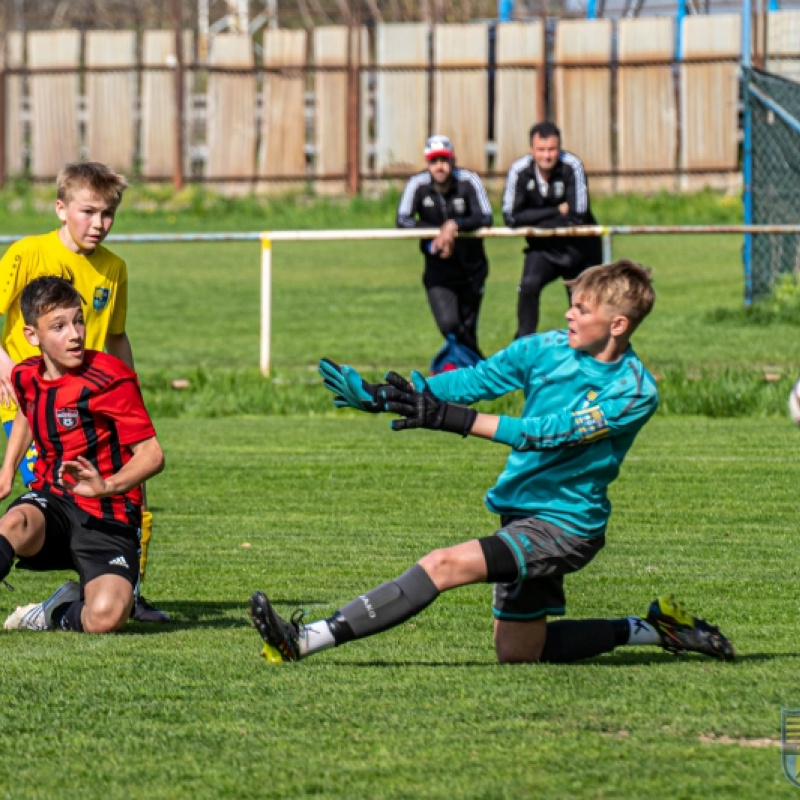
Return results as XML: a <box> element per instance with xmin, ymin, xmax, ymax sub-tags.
<box><xmin>383</xmin><ymin>371</ymin><xmax>477</xmax><ymax>437</ymax></box>
<box><xmin>319</xmin><ymin>358</ymin><xmax>405</xmax><ymax>413</ymax></box>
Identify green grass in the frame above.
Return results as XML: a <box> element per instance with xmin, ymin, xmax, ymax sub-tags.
<box><xmin>1</xmin><ymin>416</ymin><xmax>798</xmax><ymax>798</ymax></box>
<box><xmin>1</xmin><ymin>191</ymin><xmax>800</xmax><ymax>797</ymax></box>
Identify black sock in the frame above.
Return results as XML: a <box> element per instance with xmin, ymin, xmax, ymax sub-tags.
<box><xmin>540</xmin><ymin>619</ymin><xmax>617</xmax><ymax>663</ymax></box>
<box><xmin>327</xmin><ymin>564</ymin><xmax>440</xmax><ymax>645</ymax></box>
<box><xmin>59</xmin><ymin>600</ymin><xmax>85</xmax><ymax>632</ymax></box>
<box><xmin>0</xmin><ymin>534</ymin><xmax>15</xmax><ymax>583</ymax></box>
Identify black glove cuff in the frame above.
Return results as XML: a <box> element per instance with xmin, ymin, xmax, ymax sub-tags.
<box><xmin>440</xmin><ymin>403</ymin><xmax>478</xmax><ymax>437</ymax></box>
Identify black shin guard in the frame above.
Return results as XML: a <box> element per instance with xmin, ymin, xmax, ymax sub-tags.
<box><xmin>539</xmin><ymin>619</ymin><xmax>617</xmax><ymax>663</ymax></box>
<box><xmin>331</xmin><ymin>565</ymin><xmax>440</xmax><ymax>644</ymax></box>
<box><xmin>0</xmin><ymin>534</ymin><xmax>15</xmax><ymax>583</ymax></box>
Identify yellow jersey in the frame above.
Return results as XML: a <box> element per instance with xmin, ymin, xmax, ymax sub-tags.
<box><xmin>0</xmin><ymin>229</ymin><xmax>128</xmax><ymax>422</ymax></box>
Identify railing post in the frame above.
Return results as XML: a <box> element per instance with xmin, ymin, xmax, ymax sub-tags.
<box><xmin>260</xmin><ymin>235</ymin><xmax>273</xmax><ymax>376</ymax></box>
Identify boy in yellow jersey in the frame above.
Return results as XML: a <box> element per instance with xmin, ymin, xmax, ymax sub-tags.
<box><xmin>0</xmin><ymin>161</ymin><xmax>169</xmax><ymax>623</ymax></box>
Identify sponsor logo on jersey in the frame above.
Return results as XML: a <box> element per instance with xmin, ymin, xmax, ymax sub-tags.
<box><xmin>108</xmin><ymin>555</ymin><xmax>130</xmax><ymax>569</ymax></box>
<box><xmin>422</xmin><ymin>196</ymin><xmax>434</xmax><ymax>207</ymax></box>
<box><xmin>453</xmin><ymin>198</ymin><xmax>466</xmax><ymax>214</ymax></box>
<box><xmin>56</xmin><ymin>408</ymin><xmax>79</xmax><ymax>429</ymax></box>
<box><xmin>553</xmin><ymin>181</ymin><xmax>565</xmax><ymax>198</ymax></box>
<box><xmin>93</xmin><ymin>286</ymin><xmax>110</xmax><ymax>311</ymax></box>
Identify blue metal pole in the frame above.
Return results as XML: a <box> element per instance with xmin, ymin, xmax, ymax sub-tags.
<box><xmin>742</xmin><ymin>0</ymin><xmax>753</xmax><ymax>305</ymax></box>
<box><xmin>768</xmin><ymin>0</ymin><xmax>779</xmax><ymax>10</ymax></box>
<box><xmin>586</xmin><ymin>0</ymin><xmax>597</xmax><ymax>19</ymax></box>
<box><xmin>676</xmin><ymin>0</ymin><xmax>686</xmax><ymax>61</ymax></box>
<box><xmin>498</xmin><ymin>0</ymin><xmax>513</xmax><ymax>22</ymax></box>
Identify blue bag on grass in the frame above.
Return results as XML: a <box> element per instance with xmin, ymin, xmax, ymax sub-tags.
<box><xmin>430</xmin><ymin>334</ymin><xmax>483</xmax><ymax>376</ymax></box>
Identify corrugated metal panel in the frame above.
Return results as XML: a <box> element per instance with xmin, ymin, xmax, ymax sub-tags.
<box><xmin>375</xmin><ymin>23</ymin><xmax>430</xmax><ymax>176</ymax></box>
<box><xmin>258</xmin><ymin>28</ymin><xmax>307</xmax><ymax>192</ymax></box>
<box><xmin>554</xmin><ymin>19</ymin><xmax>613</xmax><ymax>192</ymax></box>
<box><xmin>28</xmin><ymin>30</ymin><xmax>80</xmax><ymax>178</ymax></box>
<box><xmin>141</xmin><ymin>30</ymin><xmax>193</xmax><ymax>180</ymax></box>
<box><xmin>433</xmin><ymin>23</ymin><xmax>489</xmax><ymax>173</ymax></box>
<box><xmin>494</xmin><ymin>21</ymin><xmax>543</xmax><ymax>175</ymax></box>
<box><xmin>3</xmin><ymin>32</ymin><xmax>25</xmax><ymax>178</ymax></box>
<box><xmin>206</xmin><ymin>33</ymin><xmax>256</xmax><ymax>191</ymax></box>
<box><xmin>85</xmin><ymin>31</ymin><xmax>136</xmax><ymax>172</ymax></box>
<box><xmin>767</xmin><ymin>10</ymin><xmax>800</xmax><ymax>83</ymax></box>
<box><xmin>680</xmin><ymin>14</ymin><xmax>740</xmax><ymax>190</ymax></box>
<box><xmin>617</xmin><ymin>17</ymin><xmax>676</xmax><ymax>192</ymax></box>
<box><xmin>314</xmin><ymin>26</ymin><xmax>350</xmax><ymax>195</ymax></box>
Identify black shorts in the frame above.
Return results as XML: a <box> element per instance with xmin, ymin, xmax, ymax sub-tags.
<box><xmin>10</xmin><ymin>489</ymin><xmax>140</xmax><ymax>588</ymax></box>
<box><xmin>492</xmin><ymin>516</ymin><xmax>605</xmax><ymax>621</ymax></box>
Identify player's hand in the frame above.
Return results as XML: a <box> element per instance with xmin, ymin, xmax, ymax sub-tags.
<box><xmin>431</xmin><ymin>220</ymin><xmax>457</xmax><ymax>259</ymax></box>
<box><xmin>383</xmin><ymin>371</ymin><xmax>477</xmax><ymax>436</ymax></box>
<box><xmin>0</xmin><ymin>350</ymin><xmax>18</xmax><ymax>408</ymax></box>
<box><xmin>319</xmin><ymin>359</ymin><xmax>403</xmax><ymax>413</ymax></box>
<box><xmin>58</xmin><ymin>456</ymin><xmax>109</xmax><ymax>498</ymax></box>
<box><xmin>0</xmin><ymin>470</ymin><xmax>14</xmax><ymax>502</ymax></box>
<box><xmin>558</xmin><ymin>202</ymin><xmax>569</xmax><ymax>215</ymax></box>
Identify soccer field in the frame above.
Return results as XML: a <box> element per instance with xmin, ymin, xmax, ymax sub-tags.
<box><xmin>1</xmin><ymin>223</ymin><xmax>799</xmax><ymax>797</ymax></box>
<box><xmin>1</xmin><ymin>416</ymin><xmax>798</xmax><ymax>798</ymax></box>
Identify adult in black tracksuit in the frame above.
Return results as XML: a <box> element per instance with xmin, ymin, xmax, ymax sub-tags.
<box><xmin>397</xmin><ymin>135</ymin><xmax>493</xmax><ymax>357</ymax></box>
<box><xmin>503</xmin><ymin>121</ymin><xmax>603</xmax><ymax>339</ymax></box>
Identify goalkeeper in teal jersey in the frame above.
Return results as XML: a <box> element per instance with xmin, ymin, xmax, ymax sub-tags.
<box><xmin>250</xmin><ymin>260</ymin><xmax>735</xmax><ymax>664</ymax></box>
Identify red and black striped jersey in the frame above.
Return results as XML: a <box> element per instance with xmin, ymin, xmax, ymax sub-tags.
<box><xmin>12</xmin><ymin>350</ymin><xmax>156</xmax><ymax>527</ymax></box>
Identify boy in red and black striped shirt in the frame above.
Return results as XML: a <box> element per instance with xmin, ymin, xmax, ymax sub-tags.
<box><xmin>0</xmin><ymin>276</ymin><xmax>164</xmax><ymax>633</ymax></box>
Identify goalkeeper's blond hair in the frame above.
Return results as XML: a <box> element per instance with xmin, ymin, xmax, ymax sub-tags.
<box><xmin>565</xmin><ymin>259</ymin><xmax>655</xmax><ymax>333</ymax></box>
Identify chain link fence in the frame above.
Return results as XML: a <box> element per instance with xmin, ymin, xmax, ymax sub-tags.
<box><xmin>744</xmin><ymin>66</ymin><xmax>800</xmax><ymax>301</ymax></box>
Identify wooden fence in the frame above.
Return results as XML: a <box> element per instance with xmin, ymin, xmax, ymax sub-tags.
<box><xmin>0</xmin><ymin>13</ymin><xmax>766</xmax><ymax>193</ymax></box>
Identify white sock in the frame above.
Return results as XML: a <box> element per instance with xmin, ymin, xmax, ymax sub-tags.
<box><xmin>299</xmin><ymin>619</ymin><xmax>336</xmax><ymax>656</ymax></box>
<box><xmin>624</xmin><ymin>616</ymin><xmax>662</xmax><ymax>646</ymax></box>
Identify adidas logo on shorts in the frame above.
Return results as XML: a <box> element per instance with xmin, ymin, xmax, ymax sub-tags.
<box><xmin>108</xmin><ymin>555</ymin><xmax>129</xmax><ymax>569</ymax></box>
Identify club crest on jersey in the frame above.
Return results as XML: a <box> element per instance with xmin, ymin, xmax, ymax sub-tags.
<box><xmin>572</xmin><ymin>390</ymin><xmax>608</xmax><ymax>442</ymax></box>
<box><xmin>453</xmin><ymin>198</ymin><xmax>466</xmax><ymax>214</ymax></box>
<box><xmin>782</xmin><ymin>708</ymin><xmax>800</xmax><ymax>788</ymax></box>
<box><xmin>56</xmin><ymin>408</ymin><xmax>79</xmax><ymax>429</ymax></box>
<box><xmin>93</xmin><ymin>286</ymin><xmax>110</xmax><ymax>311</ymax></box>
<box><xmin>422</xmin><ymin>196</ymin><xmax>434</xmax><ymax>207</ymax></box>
<box><xmin>553</xmin><ymin>181</ymin><xmax>565</xmax><ymax>198</ymax></box>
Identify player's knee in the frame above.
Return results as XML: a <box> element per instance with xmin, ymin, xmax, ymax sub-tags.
<box><xmin>82</xmin><ymin>594</ymin><xmax>131</xmax><ymax>633</ymax></box>
<box><xmin>494</xmin><ymin>620</ymin><xmax>546</xmax><ymax>664</ymax></box>
<box><xmin>418</xmin><ymin>547</ymin><xmax>457</xmax><ymax>583</ymax></box>
<box><xmin>0</xmin><ymin>507</ymin><xmax>40</xmax><ymax>554</ymax></box>
<box><xmin>495</xmin><ymin>642</ymin><xmax>543</xmax><ymax>664</ymax></box>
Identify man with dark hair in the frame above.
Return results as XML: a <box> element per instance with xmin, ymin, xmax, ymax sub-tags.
<box><xmin>397</xmin><ymin>135</ymin><xmax>493</xmax><ymax>359</ymax></box>
<box><xmin>503</xmin><ymin>122</ymin><xmax>603</xmax><ymax>338</ymax></box>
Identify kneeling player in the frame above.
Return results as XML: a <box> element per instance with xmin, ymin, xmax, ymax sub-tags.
<box><xmin>0</xmin><ymin>276</ymin><xmax>164</xmax><ymax>633</ymax></box>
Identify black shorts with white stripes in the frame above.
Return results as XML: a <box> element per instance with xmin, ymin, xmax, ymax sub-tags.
<box><xmin>9</xmin><ymin>489</ymin><xmax>140</xmax><ymax>587</ymax></box>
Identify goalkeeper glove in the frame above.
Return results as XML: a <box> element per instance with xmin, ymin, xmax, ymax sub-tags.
<box><xmin>383</xmin><ymin>371</ymin><xmax>477</xmax><ymax>436</ymax></box>
<box><xmin>319</xmin><ymin>358</ymin><xmax>405</xmax><ymax>413</ymax></box>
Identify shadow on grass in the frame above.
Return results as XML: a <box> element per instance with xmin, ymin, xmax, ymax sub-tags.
<box><xmin>339</xmin><ymin>651</ymin><xmax>795</xmax><ymax>667</ymax></box>
<box><xmin>122</xmin><ymin>598</ymin><xmax>327</xmax><ymax>633</ymax></box>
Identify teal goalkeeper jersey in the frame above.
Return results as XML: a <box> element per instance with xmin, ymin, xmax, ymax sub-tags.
<box><xmin>427</xmin><ymin>331</ymin><xmax>659</xmax><ymax>537</ymax></box>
